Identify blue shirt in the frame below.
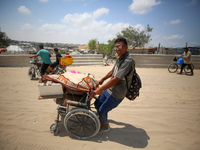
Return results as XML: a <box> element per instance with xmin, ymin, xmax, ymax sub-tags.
<box><xmin>37</xmin><ymin>49</ymin><xmax>52</xmax><ymax>64</ymax></box>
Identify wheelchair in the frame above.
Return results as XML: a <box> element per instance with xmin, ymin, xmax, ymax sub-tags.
<box><xmin>40</xmin><ymin>72</ymin><xmax>100</xmax><ymax>140</ymax></box>
<box><xmin>50</xmin><ymin>89</ymin><xmax>100</xmax><ymax>140</ymax></box>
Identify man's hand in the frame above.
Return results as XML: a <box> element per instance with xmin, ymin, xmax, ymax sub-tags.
<box><xmin>88</xmin><ymin>90</ymin><xmax>96</xmax><ymax>100</ymax></box>
<box><xmin>98</xmin><ymin>79</ymin><xmax>104</xmax><ymax>85</ymax></box>
<box><xmin>94</xmin><ymin>88</ymin><xmax>104</xmax><ymax>95</ymax></box>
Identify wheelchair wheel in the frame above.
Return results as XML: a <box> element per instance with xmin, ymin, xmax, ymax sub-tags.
<box><xmin>64</xmin><ymin>108</ymin><xmax>100</xmax><ymax>140</ymax></box>
<box><xmin>28</xmin><ymin>67</ymin><xmax>35</xmax><ymax>80</ymax></box>
<box><xmin>184</xmin><ymin>64</ymin><xmax>194</xmax><ymax>73</ymax></box>
<box><xmin>50</xmin><ymin>123</ymin><xmax>59</xmax><ymax>135</ymax></box>
<box><xmin>56</xmin><ymin>69</ymin><xmax>65</xmax><ymax>75</ymax></box>
<box><xmin>168</xmin><ymin>63</ymin><xmax>178</xmax><ymax>73</ymax></box>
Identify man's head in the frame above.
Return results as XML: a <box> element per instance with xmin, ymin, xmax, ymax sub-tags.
<box><xmin>114</xmin><ymin>37</ymin><xmax>128</xmax><ymax>58</ymax></box>
<box><xmin>54</xmin><ymin>48</ymin><xmax>58</xmax><ymax>53</ymax></box>
<box><xmin>65</xmin><ymin>50</ymin><xmax>69</xmax><ymax>55</ymax></box>
<box><xmin>39</xmin><ymin>44</ymin><xmax>44</xmax><ymax>49</ymax></box>
<box><xmin>184</xmin><ymin>47</ymin><xmax>188</xmax><ymax>53</ymax></box>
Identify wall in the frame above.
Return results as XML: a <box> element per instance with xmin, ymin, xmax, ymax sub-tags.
<box><xmin>130</xmin><ymin>54</ymin><xmax>200</xmax><ymax>69</ymax></box>
<box><xmin>0</xmin><ymin>54</ymin><xmax>200</xmax><ymax>69</ymax></box>
<box><xmin>0</xmin><ymin>54</ymin><xmax>103</xmax><ymax>67</ymax></box>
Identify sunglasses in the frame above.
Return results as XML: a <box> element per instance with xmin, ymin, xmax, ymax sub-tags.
<box><xmin>114</xmin><ymin>45</ymin><xmax>126</xmax><ymax>50</ymax></box>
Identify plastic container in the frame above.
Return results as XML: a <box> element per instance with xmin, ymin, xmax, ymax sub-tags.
<box><xmin>38</xmin><ymin>82</ymin><xmax>63</xmax><ymax>96</ymax></box>
<box><xmin>177</xmin><ymin>58</ymin><xmax>184</xmax><ymax>65</ymax></box>
<box><xmin>60</xmin><ymin>57</ymin><xmax>73</xmax><ymax>66</ymax></box>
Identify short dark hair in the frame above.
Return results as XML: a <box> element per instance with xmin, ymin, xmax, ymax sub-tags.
<box><xmin>39</xmin><ymin>44</ymin><xmax>44</xmax><ymax>49</ymax></box>
<box><xmin>54</xmin><ymin>48</ymin><xmax>58</xmax><ymax>52</ymax></box>
<box><xmin>184</xmin><ymin>47</ymin><xmax>188</xmax><ymax>50</ymax></box>
<box><xmin>115</xmin><ymin>37</ymin><xmax>128</xmax><ymax>45</ymax></box>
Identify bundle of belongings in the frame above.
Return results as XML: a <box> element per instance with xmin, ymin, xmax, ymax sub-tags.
<box><xmin>39</xmin><ymin>71</ymin><xmax>99</xmax><ymax>107</ymax></box>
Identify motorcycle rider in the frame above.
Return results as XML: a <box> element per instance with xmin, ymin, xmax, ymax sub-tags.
<box><xmin>49</xmin><ymin>48</ymin><xmax>62</xmax><ymax>74</ymax></box>
<box><xmin>29</xmin><ymin>44</ymin><xmax>52</xmax><ymax>82</ymax></box>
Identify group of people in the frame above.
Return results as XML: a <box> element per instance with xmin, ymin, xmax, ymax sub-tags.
<box><xmin>94</xmin><ymin>41</ymin><xmax>194</xmax><ymax>133</ymax></box>
<box><xmin>31</xmin><ymin>38</ymin><xmax>194</xmax><ymax>133</ymax></box>
<box><xmin>29</xmin><ymin>44</ymin><xmax>70</xmax><ymax>82</ymax></box>
<box><xmin>30</xmin><ymin>38</ymin><xmax>135</xmax><ymax>133</ymax></box>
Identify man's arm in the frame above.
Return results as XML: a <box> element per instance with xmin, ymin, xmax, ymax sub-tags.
<box><xmin>29</xmin><ymin>54</ymin><xmax>39</xmax><ymax>58</ymax></box>
<box><xmin>98</xmin><ymin>70</ymin><xmax>113</xmax><ymax>85</ymax></box>
<box><xmin>95</xmin><ymin>76</ymin><xmax>120</xmax><ymax>95</ymax></box>
<box><xmin>182</xmin><ymin>52</ymin><xmax>191</xmax><ymax>59</ymax></box>
<box><xmin>95</xmin><ymin>70</ymin><xmax>120</xmax><ymax>95</ymax></box>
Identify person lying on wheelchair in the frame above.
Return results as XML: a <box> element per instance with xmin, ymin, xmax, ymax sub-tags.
<box><xmin>49</xmin><ymin>48</ymin><xmax>62</xmax><ymax>74</ymax></box>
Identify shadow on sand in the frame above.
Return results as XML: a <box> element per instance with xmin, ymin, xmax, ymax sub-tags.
<box><xmin>55</xmin><ymin>119</ymin><xmax>150</xmax><ymax>148</ymax></box>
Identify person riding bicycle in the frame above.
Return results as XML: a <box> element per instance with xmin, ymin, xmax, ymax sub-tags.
<box><xmin>29</xmin><ymin>44</ymin><xmax>52</xmax><ymax>82</ymax></box>
<box><xmin>178</xmin><ymin>47</ymin><xmax>194</xmax><ymax>75</ymax></box>
<box><xmin>49</xmin><ymin>48</ymin><xmax>62</xmax><ymax>74</ymax></box>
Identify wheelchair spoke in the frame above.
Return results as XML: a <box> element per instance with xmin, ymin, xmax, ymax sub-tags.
<box><xmin>68</xmin><ymin>118</ymin><xmax>80</xmax><ymax>124</ymax></box>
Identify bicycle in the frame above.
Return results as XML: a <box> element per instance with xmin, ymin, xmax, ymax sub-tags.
<box><xmin>168</xmin><ymin>57</ymin><xmax>194</xmax><ymax>73</ymax></box>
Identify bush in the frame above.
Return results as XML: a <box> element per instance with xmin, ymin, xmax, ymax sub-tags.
<box><xmin>59</xmin><ymin>50</ymin><xmax>66</xmax><ymax>54</ymax></box>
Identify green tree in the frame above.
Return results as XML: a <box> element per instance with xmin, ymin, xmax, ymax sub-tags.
<box><xmin>88</xmin><ymin>39</ymin><xmax>97</xmax><ymax>52</ymax></box>
<box><xmin>99</xmin><ymin>44</ymin><xmax>109</xmax><ymax>57</ymax></box>
<box><xmin>107</xmin><ymin>38</ymin><xmax>116</xmax><ymax>56</ymax></box>
<box><xmin>0</xmin><ymin>29</ymin><xmax>11</xmax><ymax>47</ymax></box>
<box><xmin>99</xmin><ymin>39</ymin><xmax>116</xmax><ymax>58</ymax></box>
<box><xmin>59</xmin><ymin>50</ymin><xmax>66</xmax><ymax>54</ymax></box>
<box><xmin>117</xmin><ymin>24</ymin><xmax>153</xmax><ymax>47</ymax></box>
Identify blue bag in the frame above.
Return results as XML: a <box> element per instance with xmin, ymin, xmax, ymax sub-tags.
<box><xmin>177</xmin><ymin>58</ymin><xmax>184</xmax><ymax>65</ymax></box>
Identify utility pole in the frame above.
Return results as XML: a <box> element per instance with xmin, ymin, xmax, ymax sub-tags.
<box><xmin>157</xmin><ymin>43</ymin><xmax>160</xmax><ymax>54</ymax></box>
<box><xmin>98</xmin><ymin>41</ymin><xmax>100</xmax><ymax>53</ymax></box>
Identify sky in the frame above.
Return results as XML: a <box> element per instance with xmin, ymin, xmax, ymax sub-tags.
<box><xmin>0</xmin><ymin>0</ymin><xmax>200</xmax><ymax>48</ymax></box>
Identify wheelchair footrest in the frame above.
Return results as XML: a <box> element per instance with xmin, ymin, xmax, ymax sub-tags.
<box><xmin>67</xmin><ymin>100</ymin><xmax>87</xmax><ymax>107</ymax></box>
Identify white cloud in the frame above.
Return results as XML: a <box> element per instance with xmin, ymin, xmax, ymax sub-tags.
<box><xmin>93</xmin><ymin>8</ymin><xmax>109</xmax><ymax>18</ymax></box>
<box><xmin>16</xmin><ymin>7</ymin><xmax>147</xmax><ymax>44</ymax></box>
<box><xmin>163</xmin><ymin>34</ymin><xmax>184</xmax><ymax>39</ymax></box>
<box><xmin>163</xmin><ymin>19</ymin><xmax>182</xmax><ymax>25</ymax></box>
<box><xmin>39</xmin><ymin>0</ymin><xmax>49</xmax><ymax>2</ymax></box>
<box><xmin>63</xmin><ymin>0</ymin><xmax>81</xmax><ymax>1</ymax></box>
<box><xmin>190</xmin><ymin>41</ymin><xmax>199</xmax><ymax>46</ymax></box>
<box><xmin>109</xmin><ymin>23</ymin><xmax>130</xmax><ymax>32</ymax></box>
<box><xmin>61</xmin><ymin>7</ymin><xmax>109</xmax><ymax>27</ymax></box>
<box><xmin>129</xmin><ymin>0</ymin><xmax>161</xmax><ymax>14</ymax></box>
<box><xmin>21</xmin><ymin>23</ymin><xmax>35</xmax><ymax>31</ymax></box>
<box><xmin>170</xmin><ymin>19</ymin><xmax>181</xmax><ymax>24</ymax></box>
<box><xmin>45</xmin><ymin>7</ymin><xmax>132</xmax><ymax>44</ymax></box>
<box><xmin>135</xmin><ymin>24</ymin><xmax>145</xmax><ymax>31</ymax></box>
<box><xmin>39</xmin><ymin>24</ymin><xmax>67</xmax><ymax>32</ymax></box>
<box><xmin>62</xmin><ymin>13</ymin><xmax>93</xmax><ymax>27</ymax></box>
<box><xmin>189</xmin><ymin>0</ymin><xmax>198</xmax><ymax>5</ymax></box>
<box><xmin>18</xmin><ymin>6</ymin><xmax>31</xmax><ymax>15</ymax></box>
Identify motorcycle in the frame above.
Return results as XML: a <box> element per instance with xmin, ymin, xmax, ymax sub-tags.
<box><xmin>28</xmin><ymin>57</ymin><xmax>66</xmax><ymax>80</ymax></box>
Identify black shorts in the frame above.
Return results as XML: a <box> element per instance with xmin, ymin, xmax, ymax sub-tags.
<box><xmin>50</xmin><ymin>62</ymin><xmax>59</xmax><ymax>69</ymax></box>
<box><xmin>41</xmin><ymin>63</ymin><xmax>50</xmax><ymax>76</ymax></box>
